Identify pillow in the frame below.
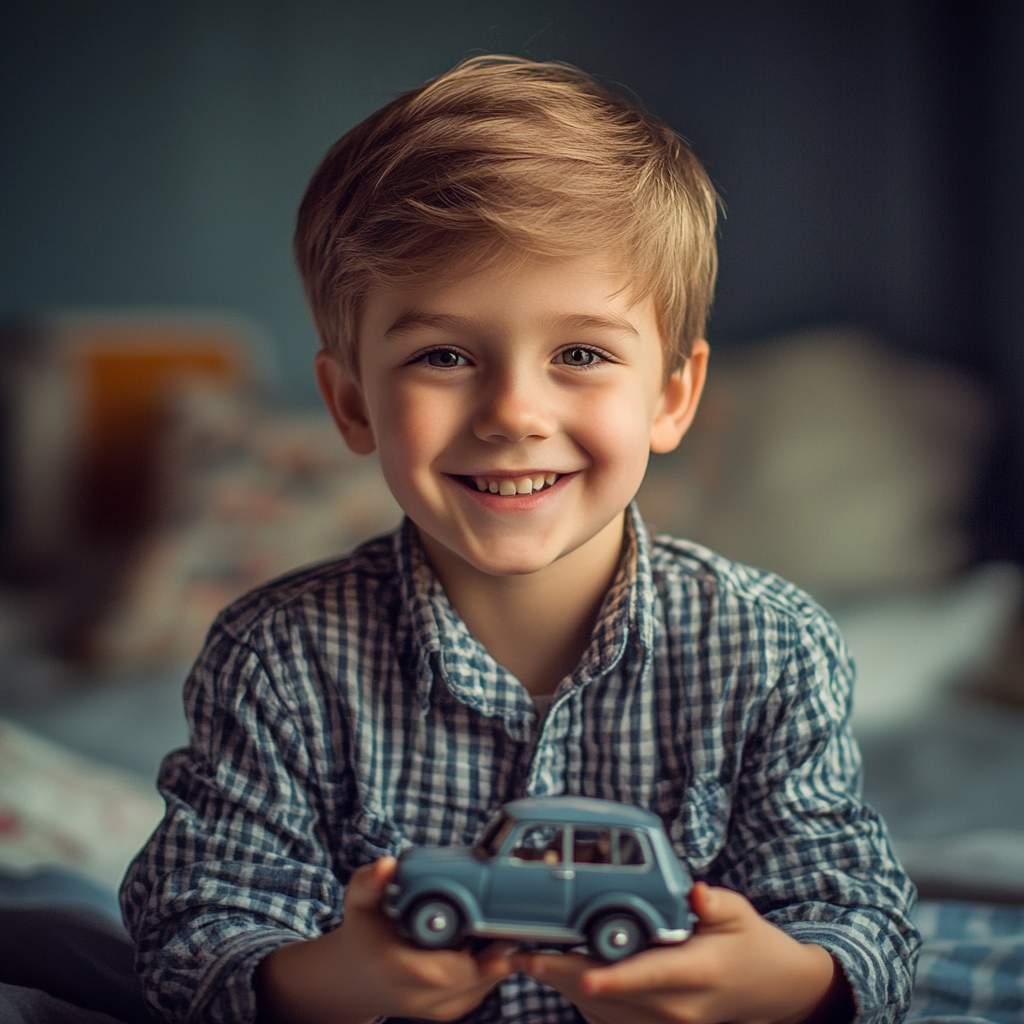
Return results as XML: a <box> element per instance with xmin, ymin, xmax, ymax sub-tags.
<box><xmin>637</xmin><ymin>327</ymin><xmax>993</xmax><ymax>598</ymax></box>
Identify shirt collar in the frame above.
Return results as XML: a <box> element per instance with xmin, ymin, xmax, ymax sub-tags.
<box><xmin>394</xmin><ymin>502</ymin><xmax>656</xmax><ymax>735</ymax></box>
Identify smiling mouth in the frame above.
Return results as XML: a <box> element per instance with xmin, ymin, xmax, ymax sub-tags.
<box><xmin>457</xmin><ymin>473</ymin><xmax>563</xmax><ymax>496</ymax></box>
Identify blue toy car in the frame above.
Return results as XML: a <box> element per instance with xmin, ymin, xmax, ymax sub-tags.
<box><xmin>383</xmin><ymin>795</ymin><xmax>695</xmax><ymax>962</ymax></box>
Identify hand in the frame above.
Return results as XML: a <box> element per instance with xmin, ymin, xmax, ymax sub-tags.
<box><xmin>512</xmin><ymin>882</ymin><xmax>837</xmax><ymax>1024</ymax></box>
<box><xmin>256</xmin><ymin>857</ymin><xmax>517</xmax><ymax>1024</ymax></box>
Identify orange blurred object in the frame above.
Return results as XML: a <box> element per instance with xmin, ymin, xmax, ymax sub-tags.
<box><xmin>70</xmin><ymin>327</ymin><xmax>248</xmax><ymax>538</ymax></box>
<box><xmin>0</xmin><ymin>313</ymin><xmax>258</xmax><ymax>568</ymax></box>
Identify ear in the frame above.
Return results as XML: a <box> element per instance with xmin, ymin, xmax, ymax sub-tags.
<box><xmin>315</xmin><ymin>349</ymin><xmax>377</xmax><ymax>455</ymax></box>
<box><xmin>649</xmin><ymin>339</ymin><xmax>709</xmax><ymax>454</ymax></box>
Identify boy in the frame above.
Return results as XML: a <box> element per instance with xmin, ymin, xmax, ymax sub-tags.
<box><xmin>122</xmin><ymin>55</ymin><xmax>919</xmax><ymax>1023</ymax></box>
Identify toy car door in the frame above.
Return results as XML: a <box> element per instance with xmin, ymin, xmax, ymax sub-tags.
<box><xmin>571</xmin><ymin>826</ymin><xmax>653</xmax><ymax>911</ymax></box>
<box><xmin>483</xmin><ymin>822</ymin><xmax>572</xmax><ymax>928</ymax></box>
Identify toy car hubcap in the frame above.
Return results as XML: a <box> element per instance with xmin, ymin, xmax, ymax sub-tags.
<box><xmin>406</xmin><ymin>897</ymin><xmax>462</xmax><ymax>948</ymax></box>
<box><xmin>589</xmin><ymin>912</ymin><xmax>645</xmax><ymax>962</ymax></box>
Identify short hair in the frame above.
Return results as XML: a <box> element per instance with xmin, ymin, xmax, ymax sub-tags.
<box><xmin>295</xmin><ymin>54</ymin><xmax>719</xmax><ymax>377</ymax></box>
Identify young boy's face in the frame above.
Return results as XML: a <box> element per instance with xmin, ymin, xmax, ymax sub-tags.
<box><xmin>317</xmin><ymin>254</ymin><xmax>707</xmax><ymax>578</ymax></box>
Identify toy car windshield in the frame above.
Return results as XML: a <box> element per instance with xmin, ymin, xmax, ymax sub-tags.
<box><xmin>473</xmin><ymin>813</ymin><xmax>514</xmax><ymax>860</ymax></box>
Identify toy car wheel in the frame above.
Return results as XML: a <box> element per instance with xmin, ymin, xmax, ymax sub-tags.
<box><xmin>405</xmin><ymin>896</ymin><xmax>464</xmax><ymax>950</ymax></box>
<box><xmin>587</xmin><ymin>911</ymin><xmax>646</xmax><ymax>962</ymax></box>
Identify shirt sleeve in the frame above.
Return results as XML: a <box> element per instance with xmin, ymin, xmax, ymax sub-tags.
<box><xmin>120</xmin><ymin>622</ymin><xmax>344</xmax><ymax>1023</ymax></box>
<box><xmin>704</xmin><ymin>610</ymin><xmax>921</xmax><ymax>1024</ymax></box>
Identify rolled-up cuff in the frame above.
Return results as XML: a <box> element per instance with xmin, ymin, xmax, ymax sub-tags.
<box><xmin>782</xmin><ymin>920</ymin><xmax>909</xmax><ymax>1024</ymax></box>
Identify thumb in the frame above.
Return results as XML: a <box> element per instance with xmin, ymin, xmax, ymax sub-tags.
<box><xmin>689</xmin><ymin>881</ymin><xmax>749</xmax><ymax>928</ymax></box>
<box><xmin>344</xmin><ymin>856</ymin><xmax>397</xmax><ymax>913</ymax></box>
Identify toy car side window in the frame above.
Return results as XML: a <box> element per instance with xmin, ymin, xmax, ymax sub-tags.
<box><xmin>573</xmin><ymin>828</ymin><xmax>613</xmax><ymax>865</ymax></box>
<box><xmin>509</xmin><ymin>825</ymin><xmax>564</xmax><ymax>865</ymax></box>
<box><xmin>615</xmin><ymin>829</ymin><xmax>647</xmax><ymax>866</ymax></box>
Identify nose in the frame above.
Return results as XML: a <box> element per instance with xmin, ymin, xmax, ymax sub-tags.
<box><xmin>472</xmin><ymin>368</ymin><xmax>555</xmax><ymax>444</ymax></box>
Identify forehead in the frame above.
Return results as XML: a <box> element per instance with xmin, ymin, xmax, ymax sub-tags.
<box><xmin>359</xmin><ymin>253</ymin><xmax>656</xmax><ymax>342</ymax></box>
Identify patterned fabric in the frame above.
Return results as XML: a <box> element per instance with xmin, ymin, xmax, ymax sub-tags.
<box><xmin>908</xmin><ymin>900</ymin><xmax>1024</xmax><ymax>1024</ymax></box>
<box><xmin>121</xmin><ymin>503</ymin><xmax>920</xmax><ymax>1023</ymax></box>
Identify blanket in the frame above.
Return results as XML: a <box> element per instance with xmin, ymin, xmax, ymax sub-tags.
<box><xmin>909</xmin><ymin>900</ymin><xmax>1024</xmax><ymax>1023</ymax></box>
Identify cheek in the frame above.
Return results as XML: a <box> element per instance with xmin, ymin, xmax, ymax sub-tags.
<box><xmin>374</xmin><ymin>385</ymin><xmax>454</xmax><ymax>479</ymax></box>
<box><xmin>572</xmin><ymin>388</ymin><xmax>657</xmax><ymax>474</ymax></box>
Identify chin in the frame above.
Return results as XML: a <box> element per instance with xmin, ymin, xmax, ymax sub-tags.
<box><xmin>467</xmin><ymin>553</ymin><xmax>556</xmax><ymax>577</ymax></box>
<box><xmin>459</xmin><ymin>541</ymin><xmax>561</xmax><ymax>577</ymax></box>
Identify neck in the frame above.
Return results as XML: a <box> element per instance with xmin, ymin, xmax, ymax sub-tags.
<box><xmin>420</xmin><ymin>513</ymin><xmax>627</xmax><ymax>696</ymax></box>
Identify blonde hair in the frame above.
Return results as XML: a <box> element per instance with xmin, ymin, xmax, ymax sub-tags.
<box><xmin>295</xmin><ymin>55</ymin><xmax>719</xmax><ymax>376</ymax></box>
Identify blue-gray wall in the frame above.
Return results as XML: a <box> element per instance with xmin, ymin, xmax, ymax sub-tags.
<box><xmin>2</xmin><ymin>1</ymin><xmax>1022</xmax><ymax>555</ymax></box>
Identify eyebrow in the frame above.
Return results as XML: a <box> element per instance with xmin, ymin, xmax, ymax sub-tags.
<box><xmin>384</xmin><ymin>311</ymin><xmax>478</xmax><ymax>338</ymax></box>
<box><xmin>384</xmin><ymin>310</ymin><xmax>640</xmax><ymax>339</ymax></box>
<box><xmin>548</xmin><ymin>313</ymin><xmax>640</xmax><ymax>339</ymax></box>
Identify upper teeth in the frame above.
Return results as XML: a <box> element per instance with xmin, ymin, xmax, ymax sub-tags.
<box><xmin>474</xmin><ymin>473</ymin><xmax>558</xmax><ymax>495</ymax></box>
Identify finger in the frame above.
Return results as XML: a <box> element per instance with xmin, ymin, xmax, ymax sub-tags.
<box><xmin>389</xmin><ymin>946</ymin><xmax>493</xmax><ymax>995</ymax></box>
<box><xmin>517</xmin><ymin>955</ymin><xmax>590</xmax><ymax>1009</ymax></box>
<box><xmin>344</xmin><ymin>856</ymin><xmax>397</xmax><ymax>912</ymax></box>
<box><xmin>540</xmin><ymin>977</ymin><xmax>672</xmax><ymax>1024</ymax></box>
<box><xmin>395</xmin><ymin>940</ymin><xmax>514</xmax><ymax>987</ymax></box>
<box><xmin>689</xmin><ymin>880</ymin><xmax>751</xmax><ymax>929</ymax></box>
<box><xmin>419</xmin><ymin>951</ymin><xmax>518</xmax><ymax>1014</ymax></box>
<box><xmin>478</xmin><ymin>940</ymin><xmax>518</xmax><ymax>961</ymax></box>
<box><xmin>475</xmin><ymin>941</ymin><xmax>519</xmax><ymax>979</ymax></box>
<box><xmin>516</xmin><ymin>950</ymin><xmax>592</xmax><ymax>985</ymax></box>
<box><xmin>578</xmin><ymin>945</ymin><xmax>710</xmax><ymax>996</ymax></box>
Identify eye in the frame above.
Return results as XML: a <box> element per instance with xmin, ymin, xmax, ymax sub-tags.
<box><xmin>422</xmin><ymin>348</ymin><xmax>467</xmax><ymax>368</ymax></box>
<box><xmin>556</xmin><ymin>346</ymin><xmax>602</xmax><ymax>367</ymax></box>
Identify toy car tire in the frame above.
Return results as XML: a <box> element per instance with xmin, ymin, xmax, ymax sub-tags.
<box><xmin>404</xmin><ymin>896</ymin><xmax>464</xmax><ymax>950</ymax></box>
<box><xmin>587</xmin><ymin>911</ymin><xmax>647</xmax><ymax>962</ymax></box>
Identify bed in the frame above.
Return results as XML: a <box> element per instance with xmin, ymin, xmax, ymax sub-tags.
<box><xmin>0</xmin><ymin>322</ymin><xmax>1021</xmax><ymax>1021</ymax></box>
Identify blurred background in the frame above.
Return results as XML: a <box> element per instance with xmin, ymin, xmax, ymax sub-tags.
<box><xmin>0</xmin><ymin>0</ymin><xmax>1022</xmax><ymax>914</ymax></box>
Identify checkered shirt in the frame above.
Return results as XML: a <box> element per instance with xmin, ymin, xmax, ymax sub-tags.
<box><xmin>121</xmin><ymin>503</ymin><xmax>920</xmax><ymax>1023</ymax></box>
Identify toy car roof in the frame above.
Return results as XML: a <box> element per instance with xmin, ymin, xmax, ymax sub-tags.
<box><xmin>502</xmin><ymin>796</ymin><xmax>663</xmax><ymax>829</ymax></box>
